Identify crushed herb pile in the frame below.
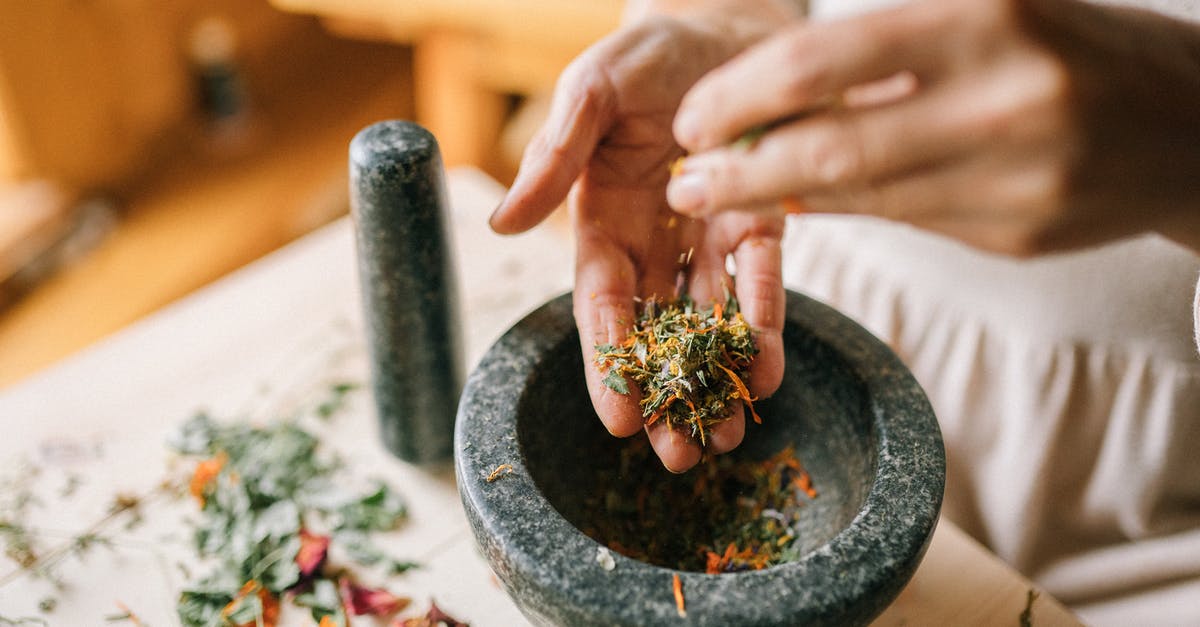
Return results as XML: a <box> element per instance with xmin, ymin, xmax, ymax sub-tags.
<box><xmin>581</xmin><ymin>438</ymin><xmax>817</xmax><ymax>573</ymax></box>
<box><xmin>170</xmin><ymin>383</ymin><xmax>467</xmax><ymax>627</ymax></box>
<box><xmin>594</xmin><ymin>295</ymin><xmax>760</xmax><ymax>446</ymax></box>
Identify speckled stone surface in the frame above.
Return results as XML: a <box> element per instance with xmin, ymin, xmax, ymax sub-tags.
<box><xmin>350</xmin><ymin>120</ymin><xmax>462</xmax><ymax>465</ymax></box>
<box><xmin>455</xmin><ymin>290</ymin><xmax>945</xmax><ymax>626</ymax></box>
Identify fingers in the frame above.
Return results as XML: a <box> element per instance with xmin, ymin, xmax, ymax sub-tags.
<box><xmin>729</xmin><ymin>229</ymin><xmax>786</xmax><ymax>399</ymax></box>
<box><xmin>646</xmin><ymin>421</ymin><xmax>703</xmax><ymax>473</ymax></box>
<box><xmin>667</xmin><ymin>83</ymin><xmax>977</xmax><ymax>217</ymax></box>
<box><xmin>647</xmin><ymin>402</ymin><xmax>745</xmax><ymax>473</ymax></box>
<box><xmin>643</xmin><ymin>218</ymin><xmax>782</xmax><ymax>472</ymax></box>
<box><xmin>574</xmin><ymin>231</ymin><xmax>643</xmax><ymax>439</ymax></box>
<box><xmin>489</xmin><ymin>60</ymin><xmax>616</xmax><ymax>234</ymax></box>
<box><xmin>705</xmin><ymin>406</ymin><xmax>746</xmax><ymax>454</ymax></box>
<box><xmin>800</xmin><ymin>150</ymin><xmax>1071</xmax><ymax>256</ymax></box>
<box><xmin>674</xmin><ymin>2</ymin><xmax>947</xmax><ymax>152</ymax></box>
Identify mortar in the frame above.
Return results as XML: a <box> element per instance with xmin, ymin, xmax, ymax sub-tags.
<box><xmin>455</xmin><ymin>290</ymin><xmax>944</xmax><ymax>626</ymax></box>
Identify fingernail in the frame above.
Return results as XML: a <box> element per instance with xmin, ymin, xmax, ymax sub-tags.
<box><xmin>667</xmin><ymin>171</ymin><xmax>707</xmax><ymax>214</ymax></box>
<box><xmin>675</xmin><ymin>110</ymin><xmax>700</xmax><ymax>148</ymax></box>
<box><xmin>488</xmin><ymin>198</ymin><xmax>507</xmax><ymax>232</ymax></box>
<box><xmin>663</xmin><ymin>461</ymin><xmax>688</xmax><ymax>474</ymax></box>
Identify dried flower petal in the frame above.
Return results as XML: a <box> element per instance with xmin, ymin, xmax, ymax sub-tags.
<box><xmin>426</xmin><ymin>600</ymin><xmax>469</xmax><ymax>626</ymax></box>
<box><xmin>485</xmin><ymin>464</ymin><xmax>513</xmax><ymax>483</ymax></box>
<box><xmin>672</xmin><ymin>574</ymin><xmax>686</xmax><ymax>618</ymax></box>
<box><xmin>295</xmin><ymin>529</ymin><xmax>331</xmax><ymax>577</ymax></box>
<box><xmin>220</xmin><ymin>581</ymin><xmax>280</xmax><ymax>627</ymax></box>
<box><xmin>188</xmin><ymin>452</ymin><xmax>226</xmax><ymax>507</ymax></box>
<box><xmin>340</xmin><ymin>577</ymin><xmax>411</xmax><ymax>616</ymax></box>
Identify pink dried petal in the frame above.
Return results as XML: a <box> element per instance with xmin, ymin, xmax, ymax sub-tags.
<box><xmin>426</xmin><ymin>600</ymin><xmax>468</xmax><ymax>626</ymax></box>
<box><xmin>339</xmin><ymin>578</ymin><xmax>411</xmax><ymax>616</ymax></box>
<box><xmin>295</xmin><ymin>529</ymin><xmax>330</xmax><ymax>577</ymax></box>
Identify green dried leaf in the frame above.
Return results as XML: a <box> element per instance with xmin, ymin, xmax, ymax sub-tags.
<box><xmin>601</xmin><ymin>369</ymin><xmax>629</xmax><ymax>395</ymax></box>
<box><xmin>177</xmin><ymin>588</ymin><xmax>232</xmax><ymax>627</ymax></box>
<box><xmin>294</xmin><ymin>578</ymin><xmax>344</xmax><ymax>624</ymax></box>
<box><xmin>335</xmin><ymin>482</ymin><xmax>407</xmax><ymax>532</ymax></box>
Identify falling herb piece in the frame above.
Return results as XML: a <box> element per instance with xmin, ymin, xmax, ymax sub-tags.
<box><xmin>594</xmin><ymin>295</ymin><xmax>759</xmax><ymax>445</ymax></box>
<box><xmin>672</xmin><ymin>574</ymin><xmax>686</xmax><ymax>618</ymax></box>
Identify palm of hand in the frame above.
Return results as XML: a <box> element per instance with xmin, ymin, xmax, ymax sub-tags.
<box><xmin>494</xmin><ymin>18</ymin><xmax>786</xmax><ymax>471</ymax></box>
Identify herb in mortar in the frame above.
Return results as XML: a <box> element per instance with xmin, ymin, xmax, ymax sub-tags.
<box><xmin>582</xmin><ymin>438</ymin><xmax>817</xmax><ymax>573</ymax></box>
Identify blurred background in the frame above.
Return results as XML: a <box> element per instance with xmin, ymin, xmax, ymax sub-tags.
<box><xmin>0</xmin><ymin>0</ymin><xmax>622</xmax><ymax>388</ymax></box>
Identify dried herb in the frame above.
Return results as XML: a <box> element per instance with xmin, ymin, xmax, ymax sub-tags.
<box><xmin>105</xmin><ymin>601</ymin><xmax>147</xmax><ymax>625</ymax></box>
<box><xmin>594</xmin><ymin>295</ymin><xmax>759</xmax><ymax>446</ymax></box>
<box><xmin>671</xmin><ymin>573</ymin><xmax>686</xmax><ymax>618</ymax></box>
<box><xmin>731</xmin><ymin>125</ymin><xmax>768</xmax><ymax>150</ymax></box>
<box><xmin>0</xmin><ymin>464</ymin><xmax>167</xmax><ymax>594</ymax></box>
<box><xmin>171</xmin><ymin>382</ymin><xmax>416</xmax><ymax>627</ymax></box>
<box><xmin>484</xmin><ymin>464</ymin><xmax>513</xmax><ymax>483</ymax></box>
<box><xmin>1020</xmin><ymin>588</ymin><xmax>1039</xmax><ymax>627</ymax></box>
<box><xmin>315</xmin><ymin>382</ymin><xmax>360</xmax><ymax>420</ymax></box>
<box><xmin>0</xmin><ymin>617</ymin><xmax>46</xmax><ymax>626</ymax></box>
<box><xmin>582</xmin><ymin>438</ymin><xmax>816</xmax><ymax>573</ymax></box>
<box><xmin>399</xmin><ymin>600</ymin><xmax>469</xmax><ymax>627</ymax></box>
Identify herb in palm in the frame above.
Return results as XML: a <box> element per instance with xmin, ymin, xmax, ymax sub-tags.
<box><xmin>594</xmin><ymin>295</ymin><xmax>760</xmax><ymax>445</ymax></box>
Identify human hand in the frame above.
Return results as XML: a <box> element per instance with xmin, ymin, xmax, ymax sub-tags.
<box><xmin>490</xmin><ymin>4</ymin><xmax>798</xmax><ymax>471</ymax></box>
<box><xmin>667</xmin><ymin>0</ymin><xmax>1200</xmax><ymax>255</ymax></box>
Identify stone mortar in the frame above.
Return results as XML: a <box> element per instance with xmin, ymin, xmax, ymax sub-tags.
<box><xmin>455</xmin><ymin>291</ymin><xmax>945</xmax><ymax>626</ymax></box>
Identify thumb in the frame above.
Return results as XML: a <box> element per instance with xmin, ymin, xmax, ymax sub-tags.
<box><xmin>489</xmin><ymin>62</ymin><xmax>615</xmax><ymax>234</ymax></box>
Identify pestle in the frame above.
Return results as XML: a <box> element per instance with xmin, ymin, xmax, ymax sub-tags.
<box><xmin>350</xmin><ymin>120</ymin><xmax>463</xmax><ymax>465</ymax></box>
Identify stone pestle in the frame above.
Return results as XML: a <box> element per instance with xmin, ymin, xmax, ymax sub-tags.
<box><xmin>350</xmin><ymin>120</ymin><xmax>463</xmax><ymax>465</ymax></box>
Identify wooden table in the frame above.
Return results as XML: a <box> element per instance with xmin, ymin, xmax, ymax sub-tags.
<box><xmin>0</xmin><ymin>169</ymin><xmax>1079</xmax><ymax>626</ymax></box>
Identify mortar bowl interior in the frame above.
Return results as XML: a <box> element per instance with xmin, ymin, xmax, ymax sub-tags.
<box><xmin>455</xmin><ymin>291</ymin><xmax>945</xmax><ymax>627</ymax></box>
